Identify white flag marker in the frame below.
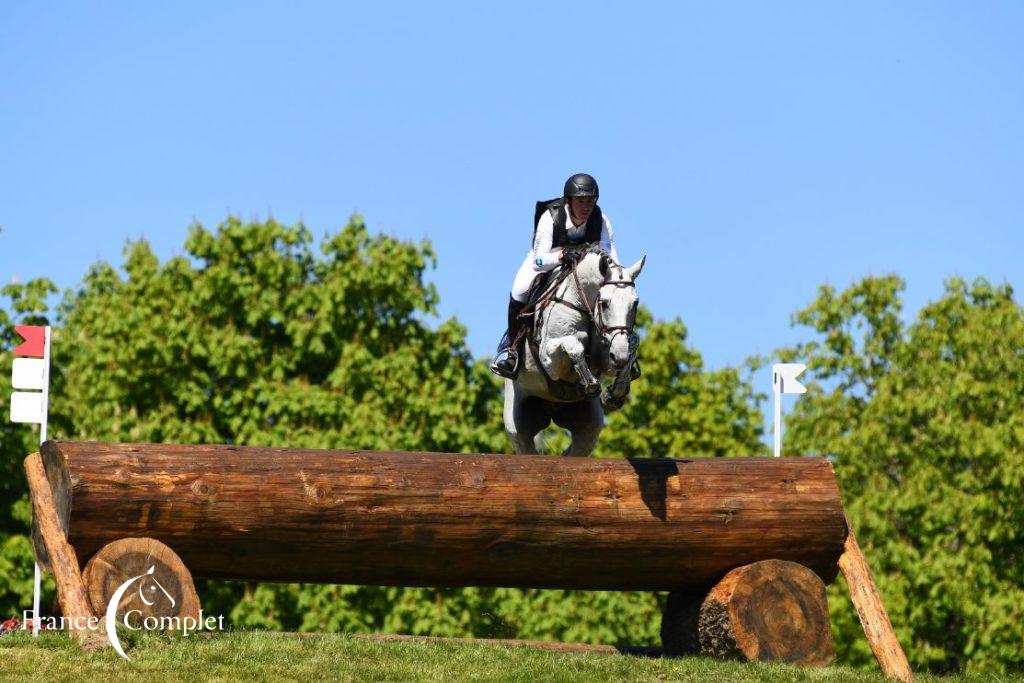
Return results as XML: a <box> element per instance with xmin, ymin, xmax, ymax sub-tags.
<box><xmin>772</xmin><ymin>363</ymin><xmax>806</xmax><ymax>458</ymax></box>
<box><xmin>9</xmin><ymin>326</ymin><xmax>51</xmax><ymax>636</ymax></box>
<box><xmin>10</xmin><ymin>392</ymin><xmax>45</xmax><ymax>423</ymax></box>
<box><xmin>12</xmin><ymin>358</ymin><xmax>46</xmax><ymax>390</ymax></box>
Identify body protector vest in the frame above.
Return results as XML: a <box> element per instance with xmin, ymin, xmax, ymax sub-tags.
<box><xmin>533</xmin><ymin>198</ymin><xmax>604</xmax><ymax>248</ymax></box>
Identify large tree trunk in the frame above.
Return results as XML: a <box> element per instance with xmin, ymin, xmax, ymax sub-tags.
<box><xmin>36</xmin><ymin>441</ymin><xmax>847</xmax><ymax>591</ymax></box>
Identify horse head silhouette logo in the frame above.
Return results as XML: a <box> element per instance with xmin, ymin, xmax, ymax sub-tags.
<box><xmin>105</xmin><ymin>565</ymin><xmax>176</xmax><ymax>659</ymax></box>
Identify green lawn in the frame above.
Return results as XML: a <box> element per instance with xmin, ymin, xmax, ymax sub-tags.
<box><xmin>0</xmin><ymin>630</ymin><xmax>1003</xmax><ymax>682</ymax></box>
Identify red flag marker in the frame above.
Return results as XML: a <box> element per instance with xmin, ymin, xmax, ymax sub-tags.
<box><xmin>13</xmin><ymin>326</ymin><xmax>45</xmax><ymax>357</ymax></box>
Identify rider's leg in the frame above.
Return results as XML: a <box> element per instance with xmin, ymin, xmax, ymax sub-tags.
<box><xmin>490</xmin><ymin>256</ymin><xmax>536</xmax><ymax>378</ymax></box>
<box><xmin>490</xmin><ymin>295</ymin><xmax>527</xmax><ymax>378</ymax></box>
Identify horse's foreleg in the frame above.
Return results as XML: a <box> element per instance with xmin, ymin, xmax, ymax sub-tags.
<box><xmin>545</xmin><ymin>335</ymin><xmax>600</xmax><ymax>398</ymax></box>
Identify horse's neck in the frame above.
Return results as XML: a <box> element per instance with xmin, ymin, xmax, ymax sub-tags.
<box><xmin>543</xmin><ymin>258</ymin><xmax>601</xmax><ymax>329</ymax></box>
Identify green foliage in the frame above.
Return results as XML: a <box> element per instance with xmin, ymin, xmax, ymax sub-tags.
<box><xmin>598</xmin><ymin>309</ymin><xmax>765</xmax><ymax>458</ymax></box>
<box><xmin>780</xmin><ymin>275</ymin><xmax>1024</xmax><ymax>674</ymax></box>
<box><xmin>54</xmin><ymin>216</ymin><xmax>503</xmax><ymax>453</ymax></box>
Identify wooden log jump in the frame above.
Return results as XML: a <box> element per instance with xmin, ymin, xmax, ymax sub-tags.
<box><xmin>28</xmin><ymin>440</ymin><xmax>911</xmax><ymax>679</ymax></box>
<box><xmin>35</xmin><ymin>441</ymin><xmax>846</xmax><ymax>590</ymax></box>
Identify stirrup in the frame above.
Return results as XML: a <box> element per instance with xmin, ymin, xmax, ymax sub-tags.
<box><xmin>490</xmin><ymin>349</ymin><xmax>519</xmax><ymax>379</ymax></box>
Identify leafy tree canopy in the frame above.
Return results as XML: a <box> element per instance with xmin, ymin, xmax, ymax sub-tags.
<box><xmin>780</xmin><ymin>275</ymin><xmax>1024</xmax><ymax>673</ymax></box>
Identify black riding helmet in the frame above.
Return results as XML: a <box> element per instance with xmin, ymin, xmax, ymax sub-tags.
<box><xmin>563</xmin><ymin>173</ymin><xmax>599</xmax><ymax>201</ymax></box>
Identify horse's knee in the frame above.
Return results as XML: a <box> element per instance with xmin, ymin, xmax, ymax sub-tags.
<box><xmin>560</xmin><ymin>336</ymin><xmax>585</xmax><ymax>360</ymax></box>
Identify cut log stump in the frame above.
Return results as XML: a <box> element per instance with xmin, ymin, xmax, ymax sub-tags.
<box><xmin>697</xmin><ymin>560</ymin><xmax>834</xmax><ymax>667</ymax></box>
<box><xmin>82</xmin><ymin>538</ymin><xmax>200</xmax><ymax>629</ymax></box>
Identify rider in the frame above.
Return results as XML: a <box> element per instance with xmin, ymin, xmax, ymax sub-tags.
<box><xmin>490</xmin><ymin>172</ymin><xmax>620</xmax><ymax>378</ymax></box>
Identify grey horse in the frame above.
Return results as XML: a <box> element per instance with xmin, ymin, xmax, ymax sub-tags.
<box><xmin>503</xmin><ymin>248</ymin><xmax>646</xmax><ymax>456</ymax></box>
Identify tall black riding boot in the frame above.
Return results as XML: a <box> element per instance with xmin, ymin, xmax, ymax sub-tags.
<box><xmin>490</xmin><ymin>296</ymin><xmax>527</xmax><ymax>379</ymax></box>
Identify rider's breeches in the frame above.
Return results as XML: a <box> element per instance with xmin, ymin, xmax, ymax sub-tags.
<box><xmin>510</xmin><ymin>253</ymin><xmax>539</xmax><ymax>303</ymax></box>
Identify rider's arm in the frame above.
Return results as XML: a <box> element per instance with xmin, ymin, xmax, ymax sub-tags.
<box><xmin>601</xmin><ymin>214</ymin><xmax>620</xmax><ymax>263</ymax></box>
<box><xmin>531</xmin><ymin>211</ymin><xmax>563</xmax><ymax>272</ymax></box>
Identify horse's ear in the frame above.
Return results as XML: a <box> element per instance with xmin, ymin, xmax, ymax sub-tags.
<box><xmin>626</xmin><ymin>255</ymin><xmax>647</xmax><ymax>281</ymax></box>
<box><xmin>599</xmin><ymin>254</ymin><xmax>611</xmax><ymax>279</ymax></box>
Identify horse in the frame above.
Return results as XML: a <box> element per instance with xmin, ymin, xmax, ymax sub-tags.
<box><xmin>503</xmin><ymin>248</ymin><xmax>646</xmax><ymax>456</ymax></box>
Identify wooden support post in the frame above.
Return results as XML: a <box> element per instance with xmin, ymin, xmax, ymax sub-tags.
<box><xmin>24</xmin><ymin>453</ymin><xmax>105</xmax><ymax>648</ymax></box>
<box><xmin>839</xmin><ymin>515</ymin><xmax>914</xmax><ymax>682</ymax></box>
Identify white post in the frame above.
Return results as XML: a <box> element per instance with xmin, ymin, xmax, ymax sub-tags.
<box><xmin>771</xmin><ymin>363</ymin><xmax>807</xmax><ymax>459</ymax></box>
<box><xmin>31</xmin><ymin>326</ymin><xmax>51</xmax><ymax>637</ymax></box>
<box><xmin>773</xmin><ymin>369</ymin><xmax>782</xmax><ymax>458</ymax></box>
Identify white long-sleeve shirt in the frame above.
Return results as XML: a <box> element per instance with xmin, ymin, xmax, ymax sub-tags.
<box><xmin>531</xmin><ymin>209</ymin><xmax>619</xmax><ymax>272</ymax></box>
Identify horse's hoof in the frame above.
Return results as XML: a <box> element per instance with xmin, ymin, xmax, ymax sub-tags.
<box><xmin>601</xmin><ymin>395</ymin><xmax>625</xmax><ymax>412</ymax></box>
<box><xmin>630</xmin><ymin>361</ymin><xmax>641</xmax><ymax>380</ymax></box>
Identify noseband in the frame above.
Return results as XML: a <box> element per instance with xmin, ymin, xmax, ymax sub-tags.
<box><xmin>594</xmin><ymin>279</ymin><xmax>637</xmax><ymax>348</ymax></box>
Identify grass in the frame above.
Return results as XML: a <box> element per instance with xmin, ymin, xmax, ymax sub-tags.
<box><xmin>0</xmin><ymin>630</ymin><xmax>1013</xmax><ymax>682</ymax></box>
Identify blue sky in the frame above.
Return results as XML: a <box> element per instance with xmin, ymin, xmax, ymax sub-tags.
<box><xmin>2</xmin><ymin>2</ymin><xmax>1021</xmax><ymax>396</ymax></box>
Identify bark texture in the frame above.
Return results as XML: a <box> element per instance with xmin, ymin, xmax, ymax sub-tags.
<box><xmin>697</xmin><ymin>560</ymin><xmax>834</xmax><ymax>667</ymax></box>
<box><xmin>24</xmin><ymin>453</ymin><xmax>105</xmax><ymax>648</ymax></box>
<box><xmin>39</xmin><ymin>441</ymin><xmax>847</xmax><ymax>591</ymax></box>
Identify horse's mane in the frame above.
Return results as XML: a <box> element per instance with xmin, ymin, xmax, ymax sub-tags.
<box><xmin>568</xmin><ymin>244</ymin><xmax>620</xmax><ymax>269</ymax></box>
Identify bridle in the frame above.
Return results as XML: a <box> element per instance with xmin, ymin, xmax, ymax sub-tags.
<box><xmin>593</xmin><ymin>276</ymin><xmax>637</xmax><ymax>349</ymax></box>
<box><xmin>550</xmin><ymin>254</ymin><xmax>638</xmax><ymax>352</ymax></box>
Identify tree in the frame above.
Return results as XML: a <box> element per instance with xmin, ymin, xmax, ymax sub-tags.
<box><xmin>54</xmin><ymin>215</ymin><xmax>503</xmax><ymax>454</ymax></box>
<box><xmin>779</xmin><ymin>276</ymin><xmax>1024</xmax><ymax>673</ymax></box>
<box><xmin>598</xmin><ymin>309</ymin><xmax>765</xmax><ymax>458</ymax></box>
